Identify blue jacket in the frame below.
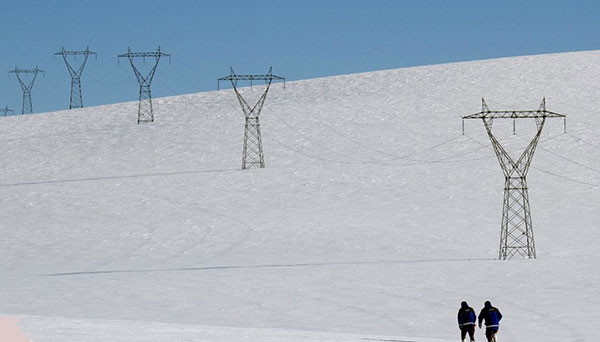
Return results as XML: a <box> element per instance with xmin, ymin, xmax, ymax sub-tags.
<box><xmin>478</xmin><ymin>305</ymin><xmax>502</xmax><ymax>328</ymax></box>
<box><xmin>457</xmin><ymin>304</ymin><xmax>477</xmax><ymax>326</ymax></box>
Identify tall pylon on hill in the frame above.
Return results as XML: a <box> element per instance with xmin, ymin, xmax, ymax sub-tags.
<box><xmin>54</xmin><ymin>47</ymin><xmax>96</xmax><ymax>109</ymax></box>
<box><xmin>9</xmin><ymin>66</ymin><xmax>44</xmax><ymax>114</ymax></box>
<box><xmin>462</xmin><ymin>98</ymin><xmax>566</xmax><ymax>260</ymax></box>
<box><xmin>118</xmin><ymin>47</ymin><xmax>170</xmax><ymax>124</ymax></box>
<box><xmin>218</xmin><ymin>67</ymin><xmax>285</xmax><ymax>170</ymax></box>
<box><xmin>0</xmin><ymin>106</ymin><xmax>14</xmax><ymax>116</ymax></box>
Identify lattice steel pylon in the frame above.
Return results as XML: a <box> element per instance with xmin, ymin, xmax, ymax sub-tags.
<box><xmin>462</xmin><ymin>98</ymin><xmax>566</xmax><ymax>259</ymax></box>
<box><xmin>118</xmin><ymin>47</ymin><xmax>170</xmax><ymax>124</ymax></box>
<box><xmin>218</xmin><ymin>67</ymin><xmax>285</xmax><ymax>169</ymax></box>
<box><xmin>9</xmin><ymin>66</ymin><xmax>44</xmax><ymax>114</ymax></box>
<box><xmin>54</xmin><ymin>46</ymin><xmax>96</xmax><ymax>109</ymax></box>
<box><xmin>0</xmin><ymin>106</ymin><xmax>14</xmax><ymax>116</ymax></box>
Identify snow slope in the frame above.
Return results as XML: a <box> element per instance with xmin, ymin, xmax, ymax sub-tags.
<box><xmin>1</xmin><ymin>51</ymin><xmax>600</xmax><ymax>341</ymax></box>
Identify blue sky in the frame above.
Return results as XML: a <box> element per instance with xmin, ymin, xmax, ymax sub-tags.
<box><xmin>0</xmin><ymin>0</ymin><xmax>598</xmax><ymax>113</ymax></box>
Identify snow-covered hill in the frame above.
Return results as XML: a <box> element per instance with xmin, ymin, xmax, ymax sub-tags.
<box><xmin>1</xmin><ymin>51</ymin><xmax>599</xmax><ymax>341</ymax></box>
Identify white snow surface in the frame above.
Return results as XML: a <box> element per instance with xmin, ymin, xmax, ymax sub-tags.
<box><xmin>1</xmin><ymin>51</ymin><xmax>600</xmax><ymax>341</ymax></box>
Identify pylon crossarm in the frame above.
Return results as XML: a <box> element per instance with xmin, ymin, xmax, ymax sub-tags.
<box><xmin>118</xmin><ymin>46</ymin><xmax>170</xmax><ymax>63</ymax></box>
<box><xmin>10</xmin><ymin>67</ymin><xmax>44</xmax><ymax>74</ymax></box>
<box><xmin>220</xmin><ymin>74</ymin><xmax>285</xmax><ymax>82</ymax></box>
<box><xmin>54</xmin><ymin>47</ymin><xmax>96</xmax><ymax>57</ymax></box>
<box><xmin>463</xmin><ymin>110</ymin><xmax>565</xmax><ymax>119</ymax></box>
<box><xmin>119</xmin><ymin>51</ymin><xmax>170</xmax><ymax>59</ymax></box>
<box><xmin>219</xmin><ymin>66</ymin><xmax>284</xmax><ymax>83</ymax></box>
<box><xmin>218</xmin><ymin>66</ymin><xmax>284</xmax><ymax>90</ymax></box>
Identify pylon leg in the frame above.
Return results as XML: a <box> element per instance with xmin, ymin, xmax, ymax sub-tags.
<box><xmin>242</xmin><ymin>117</ymin><xmax>264</xmax><ymax>169</ymax></box>
<box><xmin>137</xmin><ymin>84</ymin><xmax>153</xmax><ymax>124</ymax></box>
<box><xmin>499</xmin><ymin>177</ymin><xmax>536</xmax><ymax>259</ymax></box>
<box><xmin>70</xmin><ymin>77</ymin><xmax>83</xmax><ymax>109</ymax></box>
<box><xmin>22</xmin><ymin>90</ymin><xmax>32</xmax><ymax>114</ymax></box>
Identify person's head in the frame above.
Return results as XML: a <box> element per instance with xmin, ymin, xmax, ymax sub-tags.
<box><xmin>461</xmin><ymin>301</ymin><xmax>468</xmax><ymax>308</ymax></box>
<box><xmin>484</xmin><ymin>300</ymin><xmax>491</xmax><ymax>308</ymax></box>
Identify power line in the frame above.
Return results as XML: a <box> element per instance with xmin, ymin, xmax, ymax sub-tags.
<box><xmin>517</xmin><ymin>134</ymin><xmax>600</xmax><ymax>175</ymax></box>
<box><xmin>262</xmin><ymin>131</ymin><xmax>364</xmax><ymax>165</ymax></box>
<box><xmin>565</xmin><ymin>132</ymin><xmax>600</xmax><ymax>151</ymax></box>
<box><xmin>272</xmin><ymin>87</ymin><xmax>454</xmax><ymax>160</ymax></box>
<box><xmin>264</xmin><ymin>101</ymin><xmax>478</xmax><ymax>165</ymax></box>
<box><xmin>170</xmin><ymin>64</ymin><xmax>204</xmax><ymax>93</ymax></box>
<box><xmin>267</xmin><ymin>100</ymin><xmax>475</xmax><ymax>163</ymax></box>
<box><xmin>465</xmin><ymin>134</ymin><xmax>599</xmax><ymax>188</ymax></box>
<box><xmin>530</xmin><ymin>165</ymin><xmax>600</xmax><ymax>188</ymax></box>
<box><xmin>264</xmin><ymin>105</ymin><xmax>368</xmax><ymax>162</ymax></box>
<box><xmin>265</xmin><ymin>122</ymin><xmax>495</xmax><ymax>167</ymax></box>
<box><xmin>86</xmin><ymin>62</ymin><xmax>131</xmax><ymax>86</ymax></box>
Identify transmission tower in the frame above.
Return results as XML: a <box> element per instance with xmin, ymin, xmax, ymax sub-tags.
<box><xmin>54</xmin><ymin>46</ymin><xmax>96</xmax><ymax>109</ymax></box>
<box><xmin>462</xmin><ymin>98</ymin><xmax>566</xmax><ymax>260</ymax></box>
<box><xmin>0</xmin><ymin>106</ymin><xmax>14</xmax><ymax>116</ymax></box>
<box><xmin>218</xmin><ymin>67</ymin><xmax>285</xmax><ymax>170</ymax></box>
<box><xmin>9</xmin><ymin>66</ymin><xmax>44</xmax><ymax>114</ymax></box>
<box><xmin>118</xmin><ymin>47</ymin><xmax>170</xmax><ymax>124</ymax></box>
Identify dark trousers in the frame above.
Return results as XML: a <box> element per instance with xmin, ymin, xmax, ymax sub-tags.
<box><xmin>460</xmin><ymin>324</ymin><xmax>475</xmax><ymax>341</ymax></box>
<box><xmin>485</xmin><ymin>327</ymin><xmax>499</xmax><ymax>341</ymax></box>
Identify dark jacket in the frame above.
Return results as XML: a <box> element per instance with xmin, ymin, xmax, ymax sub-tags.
<box><xmin>457</xmin><ymin>303</ymin><xmax>477</xmax><ymax>327</ymax></box>
<box><xmin>478</xmin><ymin>303</ymin><xmax>502</xmax><ymax>328</ymax></box>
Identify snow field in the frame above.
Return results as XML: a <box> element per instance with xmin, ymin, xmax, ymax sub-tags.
<box><xmin>1</xmin><ymin>51</ymin><xmax>600</xmax><ymax>341</ymax></box>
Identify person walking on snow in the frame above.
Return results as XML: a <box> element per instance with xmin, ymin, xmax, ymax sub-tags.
<box><xmin>478</xmin><ymin>301</ymin><xmax>502</xmax><ymax>342</ymax></box>
<box><xmin>457</xmin><ymin>301</ymin><xmax>477</xmax><ymax>342</ymax></box>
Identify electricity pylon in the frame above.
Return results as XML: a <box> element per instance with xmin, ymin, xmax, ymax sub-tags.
<box><xmin>118</xmin><ymin>47</ymin><xmax>170</xmax><ymax>124</ymax></box>
<box><xmin>0</xmin><ymin>106</ymin><xmax>14</xmax><ymax>116</ymax></box>
<box><xmin>462</xmin><ymin>98</ymin><xmax>566</xmax><ymax>259</ymax></box>
<box><xmin>218</xmin><ymin>67</ymin><xmax>285</xmax><ymax>169</ymax></box>
<box><xmin>54</xmin><ymin>46</ymin><xmax>96</xmax><ymax>109</ymax></box>
<box><xmin>9</xmin><ymin>66</ymin><xmax>44</xmax><ymax>114</ymax></box>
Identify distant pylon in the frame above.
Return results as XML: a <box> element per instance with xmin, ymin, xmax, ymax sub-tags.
<box><xmin>54</xmin><ymin>46</ymin><xmax>96</xmax><ymax>109</ymax></box>
<box><xmin>9</xmin><ymin>66</ymin><xmax>44</xmax><ymax>114</ymax></box>
<box><xmin>218</xmin><ymin>67</ymin><xmax>285</xmax><ymax>169</ymax></box>
<box><xmin>0</xmin><ymin>106</ymin><xmax>14</xmax><ymax>116</ymax></box>
<box><xmin>118</xmin><ymin>47</ymin><xmax>170</xmax><ymax>124</ymax></box>
<box><xmin>462</xmin><ymin>98</ymin><xmax>566</xmax><ymax>259</ymax></box>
